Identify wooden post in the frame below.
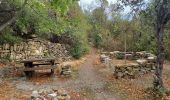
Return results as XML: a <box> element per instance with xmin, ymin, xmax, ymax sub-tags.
<box><xmin>24</xmin><ymin>62</ymin><xmax>34</xmax><ymax>78</ymax></box>
<box><xmin>50</xmin><ymin>60</ymin><xmax>55</xmax><ymax>75</ymax></box>
<box><xmin>124</xmin><ymin>30</ymin><xmax>127</xmax><ymax>65</ymax></box>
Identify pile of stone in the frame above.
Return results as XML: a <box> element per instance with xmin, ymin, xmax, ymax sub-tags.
<box><xmin>100</xmin><ymin>54</ymin><xmax>110</xmax><ymax>63</ymax></box>
<box><xmin>31</xmin><ymin>89</ymin><xmax>70</xmax><ymax>100</ymax></box>
<box><xmin>0</xmin><ymin>38</ymin><xmax>71</xmax><ymax>61</ymax></box>
<box><xmin>60</xmin><ymin>65</ymin><xmax>72</xmax><ymax>77</ymax></box>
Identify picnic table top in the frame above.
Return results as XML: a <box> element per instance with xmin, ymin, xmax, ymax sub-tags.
<box><xmin>20</xmin><ymin>58</ymin><xmax>56</xmax><ymax>63</ymax></box>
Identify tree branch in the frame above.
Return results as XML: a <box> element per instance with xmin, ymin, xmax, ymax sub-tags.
<box><xmin>163</xmin><ymin>10</ymin><xmax>170</xmax><ymax>24</ymax></box>
<box><xmin>0</xmin><ymin>0</ymin><xmax>28</xmax><ymax>32</ymax></box>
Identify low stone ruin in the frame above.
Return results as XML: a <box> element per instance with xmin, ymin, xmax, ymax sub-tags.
<box><xmin>100</xmin><ymin>51</ymin><xmax>157</xmax><ymax>79</ymax></box>
<box><xmin>105</xmin><ymin>51</ymin><xmax>156</xmax><ymax>60</ymax></box>
<box><xmin>114</xmin><ymin>61</ymin><xmax>156</xmax><ymax>79</ymax></box>
<box><xmin>60</xmin><ymin>65</ymin><xmax>72</xmax><ymax>77</ymax></box>
<box><xmin>31</xmin><ymin>89</ymin><xmax>70</xmax><ymax>100</ymax></box>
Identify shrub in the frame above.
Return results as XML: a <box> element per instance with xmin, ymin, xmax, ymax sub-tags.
<box><xmin>71</xmin><ymin>43</ymin><xmax>89</xmax><ymax>59</ymax></box>
<box><xmin>0</xmin><ymin>29</ymin><xmax>22</xmax><ymax>45</ymax></box>
<box><xmin>115</xmin><ymin>52</ymin><xmax>124</xmax><ymax>59</ymax></box>
<box><xmin>94</xmin><ymin>33</ymin><xmax>103</xmax><ymax>48</ymax></box>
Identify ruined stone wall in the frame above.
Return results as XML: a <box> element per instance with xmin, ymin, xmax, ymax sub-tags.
<box><xmin>114</xmin><ymin>62</ymin><xmax>156</xmax><ymax>79</ymax></box>
<box><xmin>0</xmin><ymin>38</ymin><xmax>71</xmax><ymax>61</ymax></box>
<box><xmin>100</xmin><ymin>51</ymin><xmax>156</xmax><ymax>79</ymax></box>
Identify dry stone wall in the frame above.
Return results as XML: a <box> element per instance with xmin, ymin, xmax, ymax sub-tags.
<box><xmin>114</xmin><ymin>62</ymin><xmax>156</xmax><ymax>79</ymax></box>
<box><xmin>100</xmin><ymin>51</ymin><xmax>156</xmax><ymax>79</ymax></box>
<box><xmin>0</xmin><ymin>38</ymin><xmax>71</xmax><ymax>61</ymax></box>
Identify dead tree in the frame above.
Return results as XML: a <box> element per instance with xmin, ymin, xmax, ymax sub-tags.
<box><xmin>154</xmin><ymin>0</ymin><xmax>170</xmax><ymax>90</ymax></box>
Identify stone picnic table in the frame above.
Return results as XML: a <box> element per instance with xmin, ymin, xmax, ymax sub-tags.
<box><xmin>20</xmin><ymin>58</ymin><xmax>59</xmax><ymax>78</ymax></box>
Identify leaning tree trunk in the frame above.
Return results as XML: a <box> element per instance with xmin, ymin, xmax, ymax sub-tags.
<box><xmin>155</xmin><ymin>24</ymin><xmax>165</xmax><ymax>89</ymax></box>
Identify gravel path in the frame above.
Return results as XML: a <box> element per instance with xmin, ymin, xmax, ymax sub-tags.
<box><xmin>14</xmin><ymin>49</ymin><xmax>115</xmax><ymax>100</ymax></box>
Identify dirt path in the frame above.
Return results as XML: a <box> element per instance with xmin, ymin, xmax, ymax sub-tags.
<box><xmin>14</xmin><ymin>49</ymin><xmax>115</xmax><ymax>100</ymax></box>
<box><xmin>77</xmin><ymin>49</ymin><xmax>115</xmax><ymax>100</ymax></box>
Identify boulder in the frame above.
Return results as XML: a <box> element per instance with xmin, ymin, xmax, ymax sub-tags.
<box><xmin>109</xmin><ymin>52</ymin><xmax>115</xmax><ymax>59</ymax></box>
<box><xmin>125</xmin><ymin>54</ymin><xmax>133</xmax><ymax>60</ymax></box>
<box><xmin>147</xmin><ymin>56</ymin><xmax>156</xmax><ymax>63</ymax></box>
<box><xmin>60</xmin><ymin>65</ymin><xmax>72</xmax><ymax>76</ymax></box>
<box><xmin>31</xmin><ymin>91</ymin><xmax>39</xmax><ymax>98</ymax></box>
<box><xmin>47</xmin><ymin>93</ymin><xmax>57</xmax><ymax>100</ymax></box>
<box><xmin>57</xmin><ymin>89</ymin><xmax>70</xmax><ymax>100</ymax></box>
<box><xmin>136</xmin><ymin>59</ymin><xmax>147</xmax><ymax>65</ymax></box>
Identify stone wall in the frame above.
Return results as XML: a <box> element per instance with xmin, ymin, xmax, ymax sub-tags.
<box><xmin>114</xmin><ymin>62</ymin><xmax>156</xmax><ymax>79</ymax></box>
<box><xmin>100</xmin><ymin>51</ymin><xmax>156</xmax><ymax>79</ymax></box>
<box><xmin>0</xmin><ymin>38</ymin><xmax>71</xmax><ymax>61</ymax></box>
<box><xmin>102</xmin><ymin>51</ymin><xmax>156</xmax><ymax>60</ymax></box>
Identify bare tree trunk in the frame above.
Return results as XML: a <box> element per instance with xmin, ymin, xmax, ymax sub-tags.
<box><xmin>155</xmin><ymin>24</ymin><xmax>164</xmax><ymax>89</ymax></box>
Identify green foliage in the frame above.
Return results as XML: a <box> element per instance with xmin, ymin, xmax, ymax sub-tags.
<box><xmin>1</xmin><ymin>0</ymin><xmax>90</xmax><ymax>59</ymax></box>
<box><xmin>94</xmin><ymin>33</ymin><xmax>103</xmax><ymax>48</ymax></box>
<box><xmin>65</xmin><ymin>3</ymin><xmax>90</xmax><ymax>59</ymax></box>
<box><xmin>0</xmin><ymin>28</ymin><xmax>22</xmax><ymax>44</ymax></box>
<box><xmin>7</xmin><ymin>0</ymin><xmax>77</xmax><ymax>37</ymax></box>
<box><xmin>71</xmin><ymin>44</ymin><xmax>83</xmax><ymax>59</ymax></box>
<box><xmin>115</xmin><ymin>52</ymin><xmax>124</xmax><ymax>59</ymax></box>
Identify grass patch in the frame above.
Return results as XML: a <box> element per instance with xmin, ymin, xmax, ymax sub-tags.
<box><xmin>104</xmin><ymin>81</ymin><xmax>128</xmax><ymax>100</ymax></box>
<box><xmin>80</xmin><ymin>86</ymin><xmax>95</xmax><ymax>100</ymax></box>
<box><xmin>70</xmin><ymin>66</ymin><xmax>80</xmax><ymax>79</ymax></box>
<box><xmin>143</xmin><ymin>87</ymin><xmax>170</xmax><ymax>100</ymax></box>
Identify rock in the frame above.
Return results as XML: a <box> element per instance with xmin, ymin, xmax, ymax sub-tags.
<box><xmin>58</xmin><ymin>89</ymin><xmax>67</xmax><ymax>96</ymax></box>
<box><xmin>113</xmin><ymin>51</ymin><xmax>120</xmax><ymax>54</ymax></box>
<box><xmin>147</xmin><ymin>56</ymin><xmax>156</xmax><ymax>63</ymax></box>
<box><xmin>104</xmin><ymin>57</ymin><xmax>111</xmax><ymax>65</ymax></box>
<box><xmin>57</xmin><ymin>96</ymin><xmax>65</xmax><ymax>100</ymax></box>
<box><xmin>30</xmin><ymin>34</ymin><xmax>37</xmax><ymax>38</ymax></box>
<box><xmin>100</xmin><ymin>54</ymin><xmax>107</xmax><ymax>63</ymax></box>
<box><xmin>117</xmin><ymin>72</ymin><xmax>123</xmax><ymax>78</ymax></box>
<box><xmin>38</xmin><ymin>89</ymin><xmax>46</xmax><ymax>94</ymax></box>
<box><xmin>60</xmin><ymin>65</ymin><xmax>72</xmax><ymax>76</ymax></box>
<box><xmin>109</xmin><ymin>52</ymin><xmax>114</xmax><ymax>59</ymax></box>
<box><xmin>125</xmin><ymin>54</ymin><xmax>133</xmax><ymax>60</ymax></box>
<box><xmin>146</xmin><ymin>63</ymin><xmax>153</xmax><ymax>68</ymax></box>
<box><xmin>31</xmin><ymin>91</ymin><xmax>39</xmax><ymax>98</ymax></box>
<box><xmin>136</xmin><ymin>59</ymin><xmax>147</xmax><ymax>65</ymax></box>
<box><xmin>100</xmin><ymin>54</ymin><xmax>110</xmax><ymax>64</ymax></box>
<box><xmin>57</xmin><ymin>95</ymin><xmax>70</xmax><ymax>100</ymax></box>
<box><xmin>47</xmin><ymin>93</ymin><xmax>57</xmax><ymax>100</ymax></box>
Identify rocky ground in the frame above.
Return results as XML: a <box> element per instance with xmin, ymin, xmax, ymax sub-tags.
<box><xmin>0</xmin><ymin>49</ymin><xmax>170</xmax><ymax>100</ymax></box>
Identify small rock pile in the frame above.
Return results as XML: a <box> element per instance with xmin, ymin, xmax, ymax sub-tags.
<box><xmin>60</xmin><ymin>65</ymin><xmax>72</xmax><ymax>77</ymax></box>
<box><xmin>100</xmin><ymin>54</ymin><xmax>111</xmax><ymax>63</ymax></box>
<box><xmin>31</xmin><ymin>89</ymin><xmax>70</xmax><ymax>100</ymax></box>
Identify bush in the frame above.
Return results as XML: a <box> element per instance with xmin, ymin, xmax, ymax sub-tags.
<box><xmin>115</xmin><ymin>52</ymin><xmax>124</xmax><ymax>59</ymax></box>
<box><xmin>0</xmin><ymin>30</ymin><xmax>22</xmax><ymax>45</ymax></box>
<box><xmin>94</xmin><ymin>33</ymin><xmax>103</xmax><ymax>48</ymax></box>
<box><xmin>71</xmin><ymin>43</ymin><xmax>89</xmax><ymax>59</ymax></box>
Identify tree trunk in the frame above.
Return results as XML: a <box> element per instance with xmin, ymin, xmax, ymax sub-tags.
<box><xmin>155</xmin><ymin>24</ymin><xmax>164</xmax><ymax>89</ymax></box>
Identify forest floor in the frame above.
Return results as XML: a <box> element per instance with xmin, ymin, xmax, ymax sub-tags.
<box><xmin>0</xmin><ymin>49</ymin><xmax>170</xmax><ymax>100</ymax></box>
